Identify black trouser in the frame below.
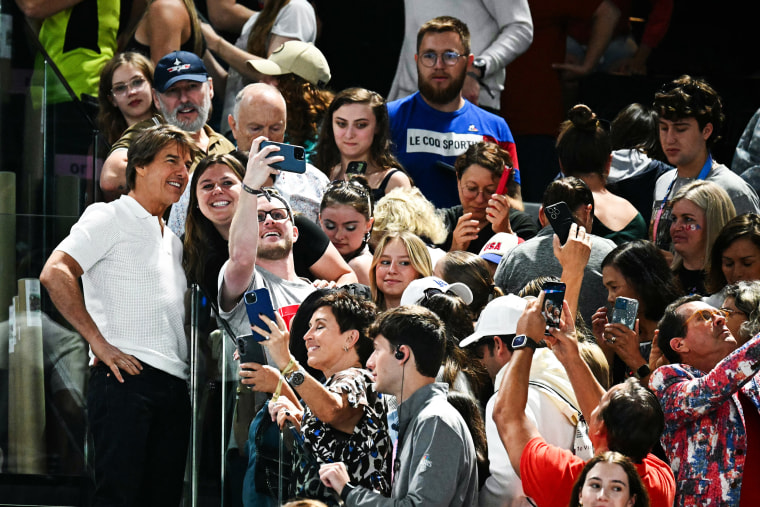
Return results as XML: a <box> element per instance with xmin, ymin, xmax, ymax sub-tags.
<box><xmin>88</xmin><ymin>362</ymin><xmax>191</xmax><ymax>507</ymax></box>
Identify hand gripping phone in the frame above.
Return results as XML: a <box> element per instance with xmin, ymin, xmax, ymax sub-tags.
<box><xmin>244</xmin><ymin>288</ymin><xmax>276</xmax><ymax>342</ymax></box>
<box><xmin>542</xmin><ymin>281</ymin><xmax>566</xmax><ymax>335</ymax></box>
<box><xmin>347</xmin><ymin>161</ymin><xmax>368</xmax><ymax>175</ymax></box>
<box><xmin>259</xmin><ymin>140</ymin><xmax>306</xmax><ymax>173</ymax></box>
<box><xmin>544</xmin><ymin>201</ymin><xmax>575</xmax><ymax>245</ymax></box>
<box><xmin>611</xmin><ymin>296</ymin><xmax>639</xmax><ymax>330</ymax></box>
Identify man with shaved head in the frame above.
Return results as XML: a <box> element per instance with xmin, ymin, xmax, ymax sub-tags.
<box><xmin>228</xmin><ymin>83</ymin><xmax>328</xmax><ymax>221</ymax></box>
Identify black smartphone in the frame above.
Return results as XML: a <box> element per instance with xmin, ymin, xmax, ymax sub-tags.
<box><xmin>236</xmin><ymin>334</ymin><xmax>267</xmax><ymax>365</ymax></box>
<box><xmin>347</xmin><ymin>161</ymin><xmax>368</xmax><ymax>175</ymax></box>
<box><xmin>542</xmin><ymin>281</ymin><xmax>566</xmax><ymax>335</ymax></box>
<box><xmin>544</xmin><ymin>201</ymin><xmax>575</xmax><ymax>245</ymax></box>
<box><xmin>259</xmin><ymin>140</ymin><xmax>306</xmax><ymax>173</ymax></box>
<box><xmin>611</xmin><ymin>296</ymin><xmax>639</xmax><ymax>330</ymax></box>
<box><xmin>244</xmin><ymin>288</ymin><xmax>277</xmax><ymax>342</ymax></box>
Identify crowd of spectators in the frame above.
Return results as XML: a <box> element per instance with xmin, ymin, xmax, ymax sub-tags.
<box><xmin>21</xmin><ymin>1</ymin><xmax>760</xmax><ymax>506</ymax></box>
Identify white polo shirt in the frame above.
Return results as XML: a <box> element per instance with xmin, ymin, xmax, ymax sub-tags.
<box><xmin>56</xmin><ymin>195</ymin><xmax>189</xmax><ymax>380</ymax></box>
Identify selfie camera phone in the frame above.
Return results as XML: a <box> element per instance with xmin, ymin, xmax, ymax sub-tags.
<box><xmin>347</xmin><ymin>161</ymin><xmax>368</xmax><ymax>175</ymax></box>
<box><xmin>542</xmin><ymin>281</ymin><xmax>566</xmax><ymax>335</ymax></box>
<box><xmin>236</xmin><ymin>334</ymin><xmax>267</xmax><ymax>365</ymax></box>
<box><xmin>259</xmin><ymin>140</ymin><xmax>306</xmax><ymax>173</ymax></box>
<box><xmin>611</xmin><ymin>296</ymin><xmax>638</xmax><ymax>330</ymax></box>
<box><xmin>544</xmin><ymin>201</ymin><xmax>575</xmax><ymax>245</ymax></box>
<box><xmin>244</xmin><ymin>288</ymin><xmax>277</xmax><ymax>342</ymax></box>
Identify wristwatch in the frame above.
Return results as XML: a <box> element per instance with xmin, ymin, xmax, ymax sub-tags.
<box><xmin>472</xmin><ymin>57</ymin><xmax>487</xmax><ymax>78</ymax></box>
<box><xmin>512</xmin><ymin>334</ymin><xmax>541</xmax><ymax>351</ymax></box>
<box><xmin>634</xmin><ymin>364</ymin><xmax>651</xmax><ymax>379</ymax></box>
<box><xmin>286</xmin><ymin>367</ymin><xmax>306</xmax><ymax>386</ymax></box>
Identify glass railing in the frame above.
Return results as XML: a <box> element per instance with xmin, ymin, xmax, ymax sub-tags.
<box><xmin>0</xmin><ymin>7</ymin><xmax>297</xmax><ymax>506</ymax></box>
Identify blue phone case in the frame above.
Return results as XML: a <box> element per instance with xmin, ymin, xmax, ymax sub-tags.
<box><xmin>244</xmin><ymin>288</ymin><xmax>276</xmax><ymax>342</ymax></box>
<box><xmin>260</xmin><ymin>140</ymin><xmax>306</xmax><ymax>173</ymax></box>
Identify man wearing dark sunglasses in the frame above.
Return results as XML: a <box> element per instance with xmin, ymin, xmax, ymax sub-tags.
<box><xmin>652</xmin><ymin>294</ymin><xmax>760</xmax><ymax>505</ymax></box>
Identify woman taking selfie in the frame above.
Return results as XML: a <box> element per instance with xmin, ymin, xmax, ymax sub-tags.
<box><xmin>255</xmin><ymin>290</ymin><xmax>391</xmax><ymax>503</ymax></box>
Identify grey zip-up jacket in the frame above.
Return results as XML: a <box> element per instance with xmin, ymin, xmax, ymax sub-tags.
<box><xmin>347</xmin><ymin>383</ymin><xmax>478</xmax><ymax>506</ymax></box>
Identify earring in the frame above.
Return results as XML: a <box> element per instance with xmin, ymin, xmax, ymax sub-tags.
<box><xmin>343</xmin><ymin>345</ymin><xmax>349</xmax><ymax>352</ymax></box>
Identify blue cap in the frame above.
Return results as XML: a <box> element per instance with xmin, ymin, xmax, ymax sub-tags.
<box><xmin>153</xmin><ymin>51</ymin><xmax>208</xmax><ymax>93</ymax></box>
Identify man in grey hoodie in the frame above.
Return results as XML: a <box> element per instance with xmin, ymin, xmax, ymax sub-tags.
<box><xmin>319</xmin><ymin>305</ymin><xmax>478</xmax><ymax>506</ymax></box>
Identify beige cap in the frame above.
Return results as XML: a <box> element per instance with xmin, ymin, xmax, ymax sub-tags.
<box><xmin>247</xmin><ymin>41</ymin><xmax>331</xmax><ymax>86</ymax></box>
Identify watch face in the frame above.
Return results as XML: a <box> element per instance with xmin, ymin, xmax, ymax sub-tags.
<box><xmin>512</xmin><ymin>335</ymin><xmax>528</xmax><ymax>349</ymax></box>
<box><xmin>290</xmin><ymin>370</ymin><xmax>305</xmax><ymax>386</ymax></box>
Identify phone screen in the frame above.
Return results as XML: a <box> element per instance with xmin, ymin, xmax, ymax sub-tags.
<box><xmin>542</xmin><ymin>282</ymin><xmax>566</xmax><ymax>335</ymax></box>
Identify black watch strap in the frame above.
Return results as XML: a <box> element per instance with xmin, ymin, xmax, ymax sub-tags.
<box><xmin>634</xmin><ymin>364</ymin><xmax>651</xmax><ymax>379</ymax></box>
<box><xmin>512</xmin><ymin>334</ymin><xmax>540</xmax><ymax>351</ymax></box>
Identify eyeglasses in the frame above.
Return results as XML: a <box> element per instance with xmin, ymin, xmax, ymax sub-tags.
<box><xmin>460</xmin><ymin>183</ymin><xmax>496</xmax><ymax>200</ymax></box>
<box><xmin>111</xmin><ymin>77</ymin><xmax>147</xmax><ymax>96</ymax></box>
<box><xmin>257</xmin><ymin>208</ymin><xmax>291</xmax><ymax>223</ymax></box>
<box><xmin>418</xmin><ymin>50</ymin><xmax>467</xmax><ymax>67</ymax></box>
<box><xmin>720</xmin><ymin>307</ymin><xmax>746</xmax><ymax>317</ymax></box>
<box><xmin>684</xmin><ymin>308</ymin><xmax>729</xmax><ymax>327</ymax></box>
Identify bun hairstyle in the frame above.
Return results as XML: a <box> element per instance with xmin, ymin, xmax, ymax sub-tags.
<box><xmin>556</xmin><ymin>104</ymin><xmax>611</xmax><ymax>178</ymax></box>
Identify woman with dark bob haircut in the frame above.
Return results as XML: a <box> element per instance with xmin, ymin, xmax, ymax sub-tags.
<box><xmin>315</xmin><ymin>87</ymin><xmax>412</xmax><ymax>201</ymax></box>
<box><xmin>254</xmin><ymin>290</ymin><xmax>392</xmax><ymax>502</ymax></box>
<box><xmin>569</xmin><ymin>451</ymin><xmax>650</xmax><ymax>507</ymax></box>
<box><xmin>592</xmin><ymin>240</ymin><xmax>682</xmax><ymax>384</ymax></box>
<box><xmin>706</xmin><ymin>213</ymin><xmax>760</xmax><ymax>294</ymax></box>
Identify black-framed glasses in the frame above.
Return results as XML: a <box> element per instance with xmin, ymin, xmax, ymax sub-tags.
<box><xmin>111</xmin><ymin>77</ymin><xmax>147</xmax><ymax>96</ymax></box>
<box><xmin>418</xmin><ymin>50</ymin><xmax>467</xmax><ymax>67</ymax></box>
<box><xmin>257</xmin><ymin>208</ymin><xmax>290</xmax><ymax>223</ymax></box>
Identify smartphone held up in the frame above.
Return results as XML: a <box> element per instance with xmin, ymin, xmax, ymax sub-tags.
<box><xmin>259</xmin><ymin>140</ymin><xmax>306</xmax><ymax>173</ymax></box>
<box><xmin>542</xmin><ymin>281</ymin><xmax>566</xmax><ymax>335</ymax></box>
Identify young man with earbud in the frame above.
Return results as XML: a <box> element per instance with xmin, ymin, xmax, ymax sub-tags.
<box><xmin>319</xmin><ymin>305</ymin><xmax>479</xmax><ymax>506</ymax></box>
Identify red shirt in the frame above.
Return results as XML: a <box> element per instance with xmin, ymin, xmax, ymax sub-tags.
<box><xmin>520</xmin><ymin>437</ymin><xmax>675</xmax><ymax>507</ymax></box>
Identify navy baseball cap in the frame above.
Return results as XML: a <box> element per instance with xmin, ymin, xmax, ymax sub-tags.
<box><xmin>153</xmin><ymin>51</ymin><xmax>208</xmax><ymax>93</ymax></box>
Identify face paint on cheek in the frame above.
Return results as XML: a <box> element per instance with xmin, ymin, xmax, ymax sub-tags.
<box><xmin>686</xmin><ymin>224</ymin><xmax>702</xmax><ymax>231</ymax></box>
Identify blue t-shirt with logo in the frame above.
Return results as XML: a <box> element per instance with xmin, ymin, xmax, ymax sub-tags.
<box><xmin>388</xmin><ymin>92</ymin><xmax>519</xmax><ymax>208</ymax></box>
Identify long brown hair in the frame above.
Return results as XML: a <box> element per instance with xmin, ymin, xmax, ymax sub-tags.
<box><xmin>247</xmin><ymin>0</ymin><xmax>291</xmax><ymax>57</ymax></box>
<box><xmin>314</xmin><ymin>87</ymin><xmax>404</xmax><ymax>178</ymax></box>
<box><xmin>97</xmin><ymin>52</ymin><xmax>156</xmax><ymax>145</ymax></box>
<box><xmin>183</xmin><ymin>154</ymin><xmax>246</xmax><ymax>292</ymax></box>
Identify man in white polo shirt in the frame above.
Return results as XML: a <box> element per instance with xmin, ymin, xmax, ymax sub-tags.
<box><xmin>41</xmin><ymin>124</ymin><xmax>197</xmax><ymax>507</ymax></box>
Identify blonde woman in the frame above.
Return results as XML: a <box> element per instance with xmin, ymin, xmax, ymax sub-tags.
<box><xmin>668</xmin><ymin>180</ymin><xmax>736</xmax><ymax>295</ymax></box>
<box><xmin>369</xmin><ymin>231</ymin><xmax>432</xmax><ymax>310</ymax></box>
<box><xmin>371</xmin><ymin>187</ymin><xmax>448</xmax><ymax>265</ymax></box>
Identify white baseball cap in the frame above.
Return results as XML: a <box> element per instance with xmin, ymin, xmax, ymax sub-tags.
<box><xmin>247</xmin><ymin>41</ymin><xmax>331</xmax><ymax>86</ymax></box>
<box><xmin>479</xmin><ymin>232</ymin><xmax>520</xmax><ymax>265</ymax></box>
<box><xmin>400</xmin><ymin>276</ymin><xmax>473</xmax><ymax>307</ymax></box>
<box><xmin>459</xmin><ymin>294</ymin><xmax>527</xmax><ymax>348</ymax></box>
